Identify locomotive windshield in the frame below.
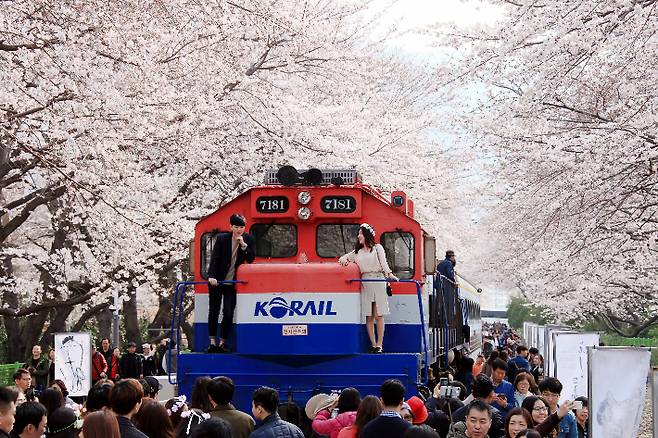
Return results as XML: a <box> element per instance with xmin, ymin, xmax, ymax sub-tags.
<box><xmin>316</xmin><ymin>224</ymin><xmax>360</xmax><ymax>257</ymax></box>
<box><xmin>381</xmin><ymin>232</ymin><xmax>415</xmax><ymax>279</ymax></box>
<box><xmin>250</xmin><ymin>224</ymin><xmax>297</xmax><ymax>258</ymax></box>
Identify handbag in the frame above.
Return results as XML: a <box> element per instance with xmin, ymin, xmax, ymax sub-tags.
<box><xmin>374</xmin><ymin>245</ymin><xmax>393</xmax><ymax>296</ymax></box>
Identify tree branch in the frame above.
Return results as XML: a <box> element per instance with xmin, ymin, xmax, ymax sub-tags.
<box><xmin>0</xmin><ymin>281</ymin><xmax>94</xmax><ymax>317</ymax></box>
<box><xmin>0</xmin><ymin>183</ymin><xmax>67</xmax><ymax>243</ymax></box>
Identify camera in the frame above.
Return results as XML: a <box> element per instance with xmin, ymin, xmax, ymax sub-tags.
<box><xmin>439</xmin><ymin>385</ymin><xmax>460</xmax><ymax>398</ymax></box>
<box><xmin>572</xmin><ymin>401</ymin><xmax>583</xmax><ymax>410</ymax></box>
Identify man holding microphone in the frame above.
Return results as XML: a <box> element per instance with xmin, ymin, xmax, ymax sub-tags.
<box><xmin>207</xmin><ymin>214</ymin><xmax>255</xmax><ymax>353</ymax></box>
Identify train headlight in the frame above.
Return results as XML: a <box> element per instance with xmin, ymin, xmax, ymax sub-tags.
<box><xmin>298</xmin><ymin>207</ymin><xmax>312</xmax><ymax>220</ymax></box>
<box><xmin>297</xmin><ymin>191</ymin><xmax>311</xmax><ymax>205</ymax></box>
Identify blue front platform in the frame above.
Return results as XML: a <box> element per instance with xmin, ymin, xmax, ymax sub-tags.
<box><xmin>177</xmin><ymin>352</ymin><xmax>423</xmax><ymax>413</ymax></box>
<box><xmin>193</xmin><ymin>322</ymin><xmax>424</xmax><ymax>354</ymax></box>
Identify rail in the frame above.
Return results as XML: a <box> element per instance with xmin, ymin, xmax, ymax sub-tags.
<box><xmin>436</xmin><ymin>274</ymin><xmax>458</xmax><ymax>369</ymax></box>
<box><xmin>168</xmin><ymin>280</ymin><xmax>246</xmax><ymax>385</ymax></box>
<box><xmin>349</xmin><ymin>278</ymin><xmax>429</xmax><ymax>385</ymax></box>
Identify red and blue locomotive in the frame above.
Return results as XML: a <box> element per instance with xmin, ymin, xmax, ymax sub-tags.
<box><xmin>173</xmin><ymin>167</ymin><xmax>481</xmax><ymax>409</ymax></box>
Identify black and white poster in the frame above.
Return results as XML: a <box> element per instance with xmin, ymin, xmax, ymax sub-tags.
<box><xmin>589</xmin><ymin>347</ymin><xmax>651</xmax><ymax>438</ymax></box>
<box><xmin>54</xmin><ymin>332</ymin><xmax>91</xmax><ymax>397</ymax></box>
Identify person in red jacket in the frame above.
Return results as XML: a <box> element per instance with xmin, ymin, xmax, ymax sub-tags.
<box><xmin>108</xmin><ymin>347</ymin><xmax>121</xmax><ymax>382</ymax></box>
<box><xmin>91</xmin><ymin>345</ymin><xmax>108</xmax><ymax>384</ymax></box>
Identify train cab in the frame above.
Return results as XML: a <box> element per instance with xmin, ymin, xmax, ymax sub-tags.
<box><xmin>175</xmin><ymin>167</ymin><xmax>476</xmax><ymax>411</ymax></box>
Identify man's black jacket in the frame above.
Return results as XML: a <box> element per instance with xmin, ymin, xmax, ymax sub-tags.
<box><xmin>119</xmin><ymin>352</ymin><xmax>142</xmax><ymax>379</ymax></box>
<box><xmin>208</xmin><ymin>232</ymin><xmax>255</xmax><ymax>281</ymax></box>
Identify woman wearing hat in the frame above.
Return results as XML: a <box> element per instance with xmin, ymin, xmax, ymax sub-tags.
<box><xmin>339</xmin><ymin>223</ymin><xmax>398</xmax><ymax>353</ymax></box>
<box><xmin>309</xmin><ymin>388</ymin><xmax>361</xmax><ymax>438</ymax></box>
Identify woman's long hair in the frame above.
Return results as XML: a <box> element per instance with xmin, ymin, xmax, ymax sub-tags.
<box><xmin>354</xmin><ymin>395</ymin><xmax>382</xmax><ymax>438</ymax></box>
<box><xmin>39</xmin><ymin>389</ymin><xmax>64</xmax><ymax>417</ymax></box>
<box><xmin>135</xmin><ymin>399</ymin><xmax>175</xmax><ymax>438</ymax></box>
<box><xmin>82</xmin><ymin>410</ymin><xmax>120</xmax><ymax>438</ymax></box>
<box><xmin>521</xmin><ymin>396</ymin><xmax>550</xmax><ymax>427</ymax></box>
<box><xmin>354</xmin><ymin>226</ymin><xmax>376</xmax><ymax>253</ymax></box>
<box><xmin>190</xmin><ymin>376</ymin><xmax>212</xmax><ymax>412</ymax></box>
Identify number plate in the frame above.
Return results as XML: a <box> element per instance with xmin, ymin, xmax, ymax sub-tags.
<box><xmin>282</xmin><ymin>325</ymin><xmax>308</xmax><ymax>336</ymax></box>
<box><xmin>321</xmin><ymin>195</ymin><xmax>356</xmax><ymax>213</ymax></box>
<box><xmin>256</xmin><ymin>196</ymin><xmax>289</xmax><ymax>213</ymax></box>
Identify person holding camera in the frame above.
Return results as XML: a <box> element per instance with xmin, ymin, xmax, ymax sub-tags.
<box><xmin>22</xmin><ymin>346</ymin><xmax>49</xmax><ymax>392</ymax></box>
<box><xmin>538</xmin><ymin>378</ymin><xmax>578</xmax><ymax>438</ymax></box>
<box><xmin>207</xmin><ymin>214</ymin><xmax>255</xmax><ymax>354</ymax></box>
<box><xmin>339</xmin><ymin>223</ymin><xmax>398</xmax><ymax>354</ymax></box>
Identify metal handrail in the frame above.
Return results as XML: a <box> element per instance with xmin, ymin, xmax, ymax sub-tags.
<box><xmin>436</xmin><ymin>276</ymin><xmax>452</xmax><ymax>369</ymax></box>
<box><xmin>349</xmin><ymin>278</ymin><xmax>429</xmax><ymax>385</ymax></box>
<box><xmin>167</xmin><ymin>280</ymin><xmax>246</xmax><ymax>385</ymax></box>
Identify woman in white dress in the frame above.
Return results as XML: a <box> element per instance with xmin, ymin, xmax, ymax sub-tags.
<box><xmin>339</xmin><ymin>223</ymin><xmax>398</xmax><ymax>353</ymax></box>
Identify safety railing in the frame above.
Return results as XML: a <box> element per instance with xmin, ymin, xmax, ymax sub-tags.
<box><xmin>168</xmin><ymin>280</ymin><xmax>246</xmax><ymax>385</ymax></box>
<box><xmin>349</xmin><ymin>278</ymin><xmax>429</xmax><ymax>385</ymax></box>
<box><xmin>435</xmin><ymin>274</ymin><xmax>464</xmax><ymax>369</ymax></box>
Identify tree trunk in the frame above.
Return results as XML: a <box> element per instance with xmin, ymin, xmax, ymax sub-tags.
<box><xmin>1</xmin><ymin>254</ymin><xmax>22</xmax><ymax>362</ymax></box>
<box><xmin>122</xmin><ymin>284</ymin><xmax>141</xmax><ymax>346</ymax></box>
<box><xmin>96</xmin><ymin>307</ymin><xmax>112</xmax><ymax>340</ymax></box>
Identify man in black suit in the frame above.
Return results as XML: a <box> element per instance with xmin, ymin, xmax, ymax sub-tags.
<box><xmin>207</xmin><ymin>214</ymin><xmax>255</xmax><ymax>353</ymax></box>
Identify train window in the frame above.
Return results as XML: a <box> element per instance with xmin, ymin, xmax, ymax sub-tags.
<box><xmin>250</xmin><ymin>224</ymin><xmax>297</xmax><ymax>258</ymax></box>
<box><xmin>316</xmin><ymin>224</ymin><xmax>360</xmax><ymax>258</ymax></box>
<box><xmin>200</xmin><ymin>231</ymin><xmax>222</xmax><ymax>279</ymax></box>
<box><xmin>381</xmin><ymin>231</ymin><xmax>415</xmax><ymax>279</ymax></box>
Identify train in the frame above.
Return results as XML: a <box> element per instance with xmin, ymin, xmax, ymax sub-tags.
<box><xmin>173</xmin><ymin>167</ymin><xmax>481</xmax><ymax>411</ymax></box>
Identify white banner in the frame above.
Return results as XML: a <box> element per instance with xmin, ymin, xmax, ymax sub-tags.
<box><xmin>651</xmin><ymin>370</ymin><xmax>658</xmax><ymax>437</ymax></box>
<box><xmin>544</xmin><ymin>325</ymin><xmax>572</xmax><ymax>377</ymax></box>
<box><xmin>536</xmin><ymin>325</ymin><xmax>545</xmax><ymax>356</ymax></box>
<box><xmin>54</xmin><ymin>332</ymin><xmax>91</xmax><ymax>397</ymax></box>
<box><xmin>589</xmin><ymin>347</ymin><xmax>651</xmax><ymax>438</ymax></box>
<box><xmin>553</xmin><ymin>332</ymin><xmax>599</xmax><ymax>404</ymax></box>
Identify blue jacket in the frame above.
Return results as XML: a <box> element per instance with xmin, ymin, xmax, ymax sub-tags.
<box><xmin>437</xmin><ymin>258</ymin><xmax>455</xmax><ymax>283</ymax></box>
<box><xmin>491</xmin><ymin>380</ymin><xmax>516</xmax><ymax>416</ymax></box>
<box><xmin>249</xmin><ymin>413</ymin><xmax>305</xmax><ymax>438</ymax></box>
<box><xmin>512</xmin><ymin>355</ymin><xmax>530</xmax><ymax>371</ymax></box>
<box><xmin>558</xmin><ymin>411</ymin><xmax>578</xmax><ymax>438</ymax></box>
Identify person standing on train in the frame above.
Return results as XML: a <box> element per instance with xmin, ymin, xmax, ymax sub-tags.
<box><xmin>436</xmin><ymin>250</ymin><xmax>456</xmax><ymax>283</ymax></box>
<box><xmin>207</xmin><ymin>214</ymin><xmax>255</xmax><ymax>353</ymax></box>
<box><xmin>339</xmin><ymin>223</ymin><xmax>398</xmax><ymax>353</ymax></box>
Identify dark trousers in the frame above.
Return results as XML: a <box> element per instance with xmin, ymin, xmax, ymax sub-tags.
<box><xmin>208</xmin><ymin>284</ymin><xmax>237</xmax><ymax>340</ymax></box>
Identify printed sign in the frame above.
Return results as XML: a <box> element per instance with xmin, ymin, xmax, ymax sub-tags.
<box><xmin>236</xmin><ymin>293</ymin><xmax>361</xmax><ymax>324</ymax></box>
<box><xmin>589</xmin><ymin>347</ymin><xmax>651</xmax><ymax>438</ymax></box>
<box><xmin>652</xmin><ymin>369</ymin><xmax>658</xmax><ymax>438</ymax></box>
<box><xmin>54</xmin><ymin>332</ymin><xmax>91</xmax><ymax>397</ymax></box>
<box><xmin>282</xmin><ymin>325</ymin><xmax>308</xmax><ymax>336</ymax></box>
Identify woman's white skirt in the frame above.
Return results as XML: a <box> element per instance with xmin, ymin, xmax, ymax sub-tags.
<box><xmin>360</xmin><ymin>273</ymin><xmax>390</xmax><ymax>317</ymax></box>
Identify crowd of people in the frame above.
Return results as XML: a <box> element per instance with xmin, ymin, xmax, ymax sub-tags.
<box><xmin>0</xmin><ymin>323</ymin><xmax>588</xmax><ymax>438</ymax></box>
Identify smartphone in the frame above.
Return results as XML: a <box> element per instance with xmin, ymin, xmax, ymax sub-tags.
<box><xmin>572</xmin><ymin>401</ymin><xmax>583</xmax><ymax>410</ymax></box>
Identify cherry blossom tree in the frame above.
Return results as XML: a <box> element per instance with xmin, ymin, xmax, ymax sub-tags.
<box><xmin>431</xmin><ymin>0</ymin><xmax>658</xmax><ymax>335</ymax></box>
<box><xmin>1</xmin><ymin>0</ymin><xmax>460</xmax><ymax>360</ymax></box>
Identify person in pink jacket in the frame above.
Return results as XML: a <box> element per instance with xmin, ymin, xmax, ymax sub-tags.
<box><xmin>337</xmin><ymin>396</ymin><xmax>383</xmax><ymax>438</ymax></box>
<box><xmin>312</xmin><ymin>388</ymin><xmax>361</xmax><ymax>438</ymax></box>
